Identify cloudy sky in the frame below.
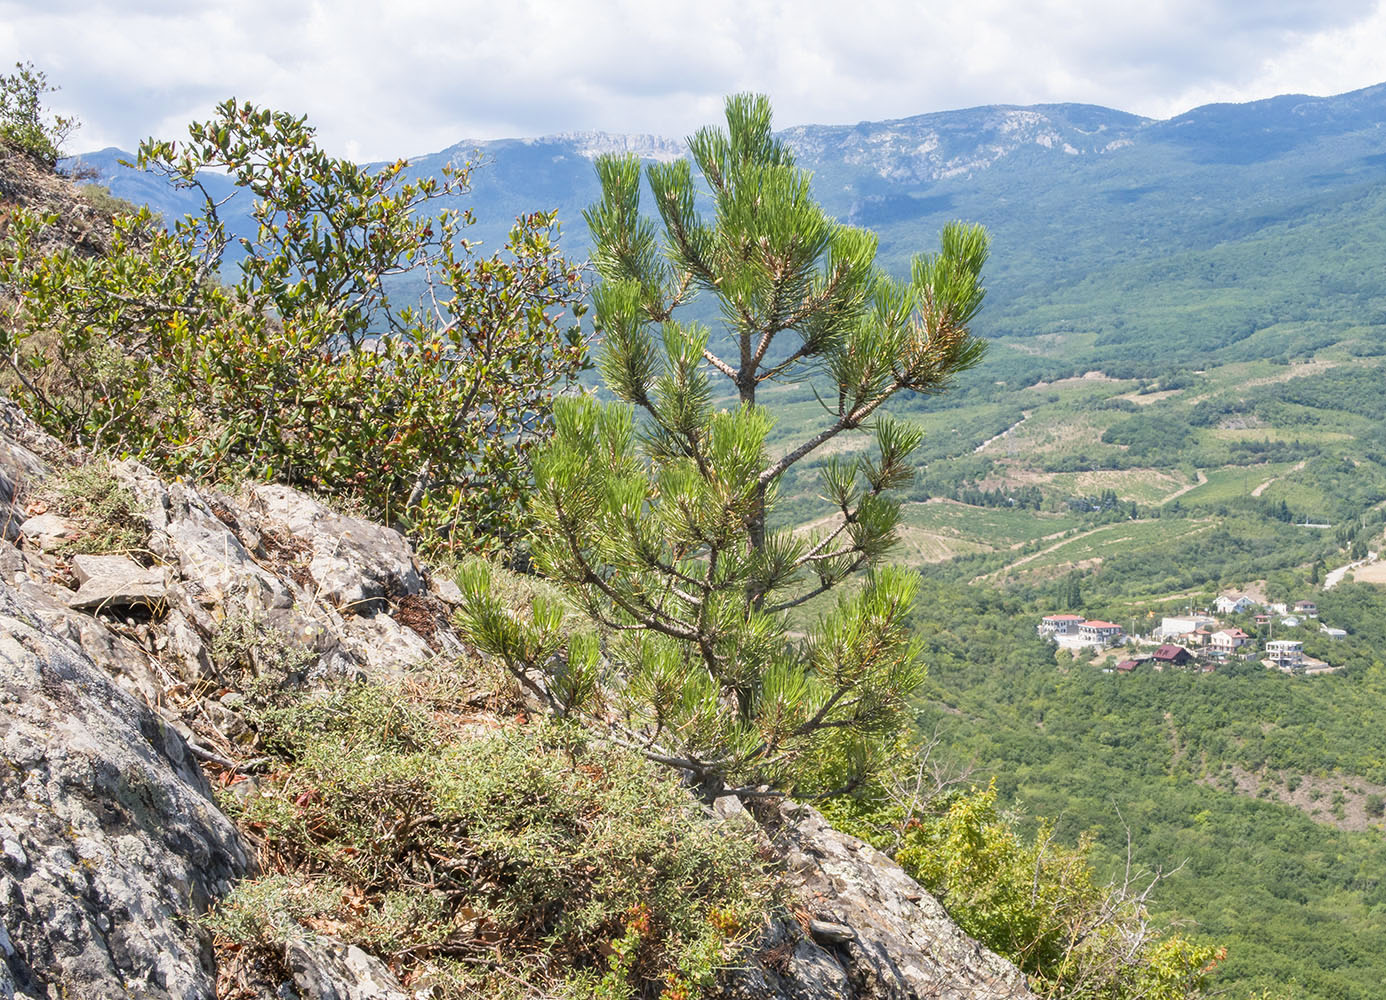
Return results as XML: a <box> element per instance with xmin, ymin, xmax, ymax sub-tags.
<box><xmin>4</xmin><ymin>0</ymin><xmax>1386</xmax><ymax>161</ymax></box>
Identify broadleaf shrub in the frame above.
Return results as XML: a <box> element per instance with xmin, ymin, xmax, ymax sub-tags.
<box><xmin>0</xmin><ymin>100</ymin><xmax>588</xmax><ymax>554</ymax></box>
<box><xmin>824</xmin><ymin>782</ymin><xmax>1223</xmax><ymax>1000</ymax></box>
<box><xmin>0</xmin><ymin>62</ymin><xmax>77</xmax><ymax>165</ymax></box>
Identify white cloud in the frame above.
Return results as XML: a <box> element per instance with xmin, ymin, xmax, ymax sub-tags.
<box><xmin>1</xmin><ymin>0</ymin><xmax>1383</xmax><ymax>159</ymax></box>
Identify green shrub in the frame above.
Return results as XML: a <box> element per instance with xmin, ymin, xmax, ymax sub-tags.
<box><xmin>0</xmin><ymin>100</ymin><xmax>587</xmax><ymax>556</ymax></box>
<box><xmin>216</xmin><ymin>684</ymin><xmax>777</xmax><ymax>998</ymax></box>
<box><xmin>207</xmin><ymin>609</ymin><xmax>319</xmax><ymax>687</ymax></box>
<box><xmin>825</xmin><ymin>781</ymin><xmax>1222</xmax><ymax>1000</ymax></box>
<box><xmin>78</xmin><ymin>183</ymin><xmax>144</xmax><ymax>222</ymax></box>
<box><xmin>0</xmin><ymin>62</ymin><xmax>76</xmax><ymax>165</ymax></box>
<box><xmin>37</xmin><ymin>461</ymin><xmax>147</xmax><ymax>556</ymax></box>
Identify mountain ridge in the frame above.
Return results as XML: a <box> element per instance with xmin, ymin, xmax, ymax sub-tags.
<box><xmin>70</xmin><ymin>79</ymin><xmax>1386</xmax><ymax>377</ymax></box>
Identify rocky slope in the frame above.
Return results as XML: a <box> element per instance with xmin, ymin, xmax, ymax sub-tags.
<box><xmin>0</xmin><ymin>398</ymin><xmax>1034</xmax><ymax>999</ymax></box>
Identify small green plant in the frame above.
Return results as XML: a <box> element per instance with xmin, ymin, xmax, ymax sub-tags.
<box><xmin>207</xmin><ymin>610</ymin><xmax>318</xmax><ymax>687</ymax></box>
<box><xmin>37</xmin><ymin>461</ymin><xmax>147</xmax><ymax>556</ymax></box>
<box><xmin>78</xmin><ymin>183</ymin><xmax>143</xmax><ymax>222</ymax></box>
<box><xmin>216</xmin><ymin>683</ymin><xmax>777</xmax><ymax>997</ymax></box>
<box><xmin>0</xmin><ymin>62</ymin><xmax>77</xmax><ymax>165</ymax></box>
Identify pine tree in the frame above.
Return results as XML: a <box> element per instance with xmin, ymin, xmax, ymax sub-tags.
<box><xmin>459</xmin><ymin>94</ymin><xmax>989</xmax><ymax>796</ymax></box>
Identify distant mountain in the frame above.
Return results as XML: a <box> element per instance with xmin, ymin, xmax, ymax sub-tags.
<box><xmin>73</xmin><ymin>83</ymin><xmax>1386</xmax><ymax>374</ymax></box>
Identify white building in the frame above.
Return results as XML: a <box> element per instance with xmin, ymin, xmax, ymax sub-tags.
<box><xmin>1158</xmin><ymin>615</ymin><xmax>1215</xmax><ymax>641</ymax></box>
<box><xmin>1078</xmin><ymin>620</ymin><xmax>1124</xmax><ymax>648</ymax></box>
<box><xmin>1215</xmin><ymin>594</ymin><xmax>1257</xmax><ymax>615</ymax></box>
<box><xmin>1209</xmin><ymin>628</ymin><xmax>1251</xmax><ymax>655</ymax></box>
<box><xmin>1038</xmin><ymin>614</ymin><xmax>1085</xmax><ymax>638</ymax></box>
<box><xmin>1266</xmin><ymin>640</ymin><xmax>1304</xmax><ymax>670</ymax></box>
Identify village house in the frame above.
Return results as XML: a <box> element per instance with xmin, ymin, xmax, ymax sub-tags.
<box><xmin>1151</xmin><ymin>644</ymin><xmax>1194</xmax><ymax>668</ymax></box>
<box><xmin>1319</xmin><ymin>623</ymin><xmax>1347</xmax><ymax>639</ymax></box>
<box><xmin>1214</xmin><ymin>593</ymin><xmax>1257</xmax><ymax>615</ymax></box>
<box><xmin>1078</xmin><ymin>620</ymin><xmax>1124</xmax><ymax>647</ymax></box>
<box><xmin>1038</xmin><ymin>613</ymin><xmax>1085</xmax><ymax>637</ymax></box>
<box><xmin>1209</xmin><ymin>628</ymin><xmax>1251</xmax><ymax>655</ymax></box>
<box><xmin>1266</xmin><ymin>639</ymin><xmax>1305</xmax><ymax>670</ymax></box>
<box><xmin>1293</xmin><ymin>600</ymin><xmax>1319</xmax><ymax>618</ymax></box>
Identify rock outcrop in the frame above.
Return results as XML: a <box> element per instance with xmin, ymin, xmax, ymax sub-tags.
<box><xmin>0</xmin><ymin>400</ymin><xmax>1036</xmax><ymax>999</ymax></box>
<box><xmin>724</xmin><ymin>799</ymin><xmax>1035</xmax><ymax>1000</ymax></box>
<box><xmin>0</xmin><ymin>583</ymin><xmax>247</xmax><ymax>1000</ymax></box>
<box><xmin>0</xmin><ymin>407</ymin><xmax>423</xmax><ymax>1000</ymax></box>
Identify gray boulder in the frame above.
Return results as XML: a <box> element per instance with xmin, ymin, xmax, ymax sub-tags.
<box><xmin>725</xmin><ymin>800</ymin><xmax>1037</xmax><ymax>1000</ymax></box>
<box><xmin>246</xmin><ymin>484</ymin><xmax>424</xmax><ymax>614</ymax></box>
<box><xmin>16</xmin><ymin>512</ymin><xmax>75</xmax><ymax>552</ymax></box>
<box><xmin>282</xmin><ymin>935</ymin><xmax>414</xmax><ymax>1000</ymax></box>
<box><xmin>66</xmin><ymin>552</ymin><xmax>167</xmax><ymax>611</ymax></box>
<box><xmin>0</xmin><ymin>583</ymin><xmax>249</xmax><ymax>1000</ymax></box>
<box><xmin>118</xmin><ymin>462</ymin><xmax>292</xmax><ymax>616</ymax></box>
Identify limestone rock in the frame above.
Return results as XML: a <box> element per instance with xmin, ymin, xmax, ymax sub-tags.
<box><xmin>4</xmin><ymin>548</ymin><xmax>165</xmax><ymax>704</ymax></box>
<box><xmin>338</xmin><ymin>610</ymin><xmax>437</xmax><ymax>678</ymax></box>
<box><xmin>247</xmin><ymin>484</ymin><xmax>424</xmax><ymax>614</ymax></box>
<box><xmin>119</xmin><ymin>461</ymin><xmax>292</xmax><ymax>616</ymax></box>
<box><xmin>16</xmin><ymin>511</ymin><xmax>75</xmax><ymax>552</ymax></box>
<box><xmin>0</xmin><ymin>401</ymin><xmax>58</xmax><ymax>544</ymax></box>
<box><xmin>430</xmin><ymin>576</ymin><xmax>464</xmax><ymax>605</ymax></box>
<box><xmin>809</xmin><ymin>920</ymin><xmax>857</xmax><ymax>945</ymax></box>
<box><xmin>66</xmin><ymin>552</ymin><xmax>167</xmax><ymax>611</ymax></box>
<box><xmin>282</xmin><ymin>934</ymin><xmax>414</xmax><ymax>1000</ymax></box>
<box><xmin>724</xmin><ymin>801</ymin><xmax>1037</xmax><ymax>1000</ymax></box>
<box><xmin>0</xmin><ymin>583</ymin><xmax>249</xmax><ymax>1000</ymax></box>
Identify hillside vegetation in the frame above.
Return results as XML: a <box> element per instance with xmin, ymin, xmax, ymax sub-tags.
<box><xmin>24</xmin><ymin>67</ymin><xmax>1386</xmax><ymax>998</ymax></box>
<box><xmin>0</xmin><ymin>76</ymin><xmax>1245</xmax><ymax>1000</ymax></box>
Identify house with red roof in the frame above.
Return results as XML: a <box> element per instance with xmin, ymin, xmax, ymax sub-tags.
<box><xmin>1209</xmin><ymin>628</ymin><xmax>1251</xmax><ymax>655</ymax></box>
<box><xmin>1078</xmin><ymin>620</ymin><xmax>1124</xmax><ymax>647</ymax></box>
<box><xmin>1038</xmin><ymin>613</ymin><xmax>1085</xmax><ymax>637</ymax></box>
<box><xmin>1151</xmin><ymin>644</ymin><xmax>1193</xmax><ymax>667</ymax></box>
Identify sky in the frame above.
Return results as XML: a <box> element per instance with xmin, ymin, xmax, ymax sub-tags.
<box><xmin>3</xmin><ymin>0</ymin><xmax>1386</xmax><ymax>162</ymax></box>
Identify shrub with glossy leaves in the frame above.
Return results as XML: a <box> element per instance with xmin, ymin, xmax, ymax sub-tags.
<box><xmin>0</xmin><ymin>62</ymin><xmax>77</xmax><ymax>165</ymax></box>
<box><xmin>826</xmin><ymin>782</ymin><xmax>1224</xmax><ymax>1000</ymax></box>
<box><xmin>0</xmin><ymin>100</ymin><xmax>587</xmax><ymax>553</ymax></box>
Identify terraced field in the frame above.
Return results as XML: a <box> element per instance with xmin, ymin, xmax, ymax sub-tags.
<box><xmin>979</xmin><ymin>518</ymin><xmax>1218</xmax><ymax>584</ymax></box>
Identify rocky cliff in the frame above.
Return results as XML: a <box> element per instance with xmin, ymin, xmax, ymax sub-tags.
<box><xmin>0</xmin><ymin>402</ymin><xmax>1034</xmax><ymax>999</ymax></box>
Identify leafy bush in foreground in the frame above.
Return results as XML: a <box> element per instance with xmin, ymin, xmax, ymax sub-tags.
<box><xmin>825</xmin><ymin>782</ymin><xmax>1222</xmax><ymax>1000</ymax></box>
<box><xmin>0</xmin><ymin>100</ymin><xmax>587</xmax><ymax>554</ymax></box>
